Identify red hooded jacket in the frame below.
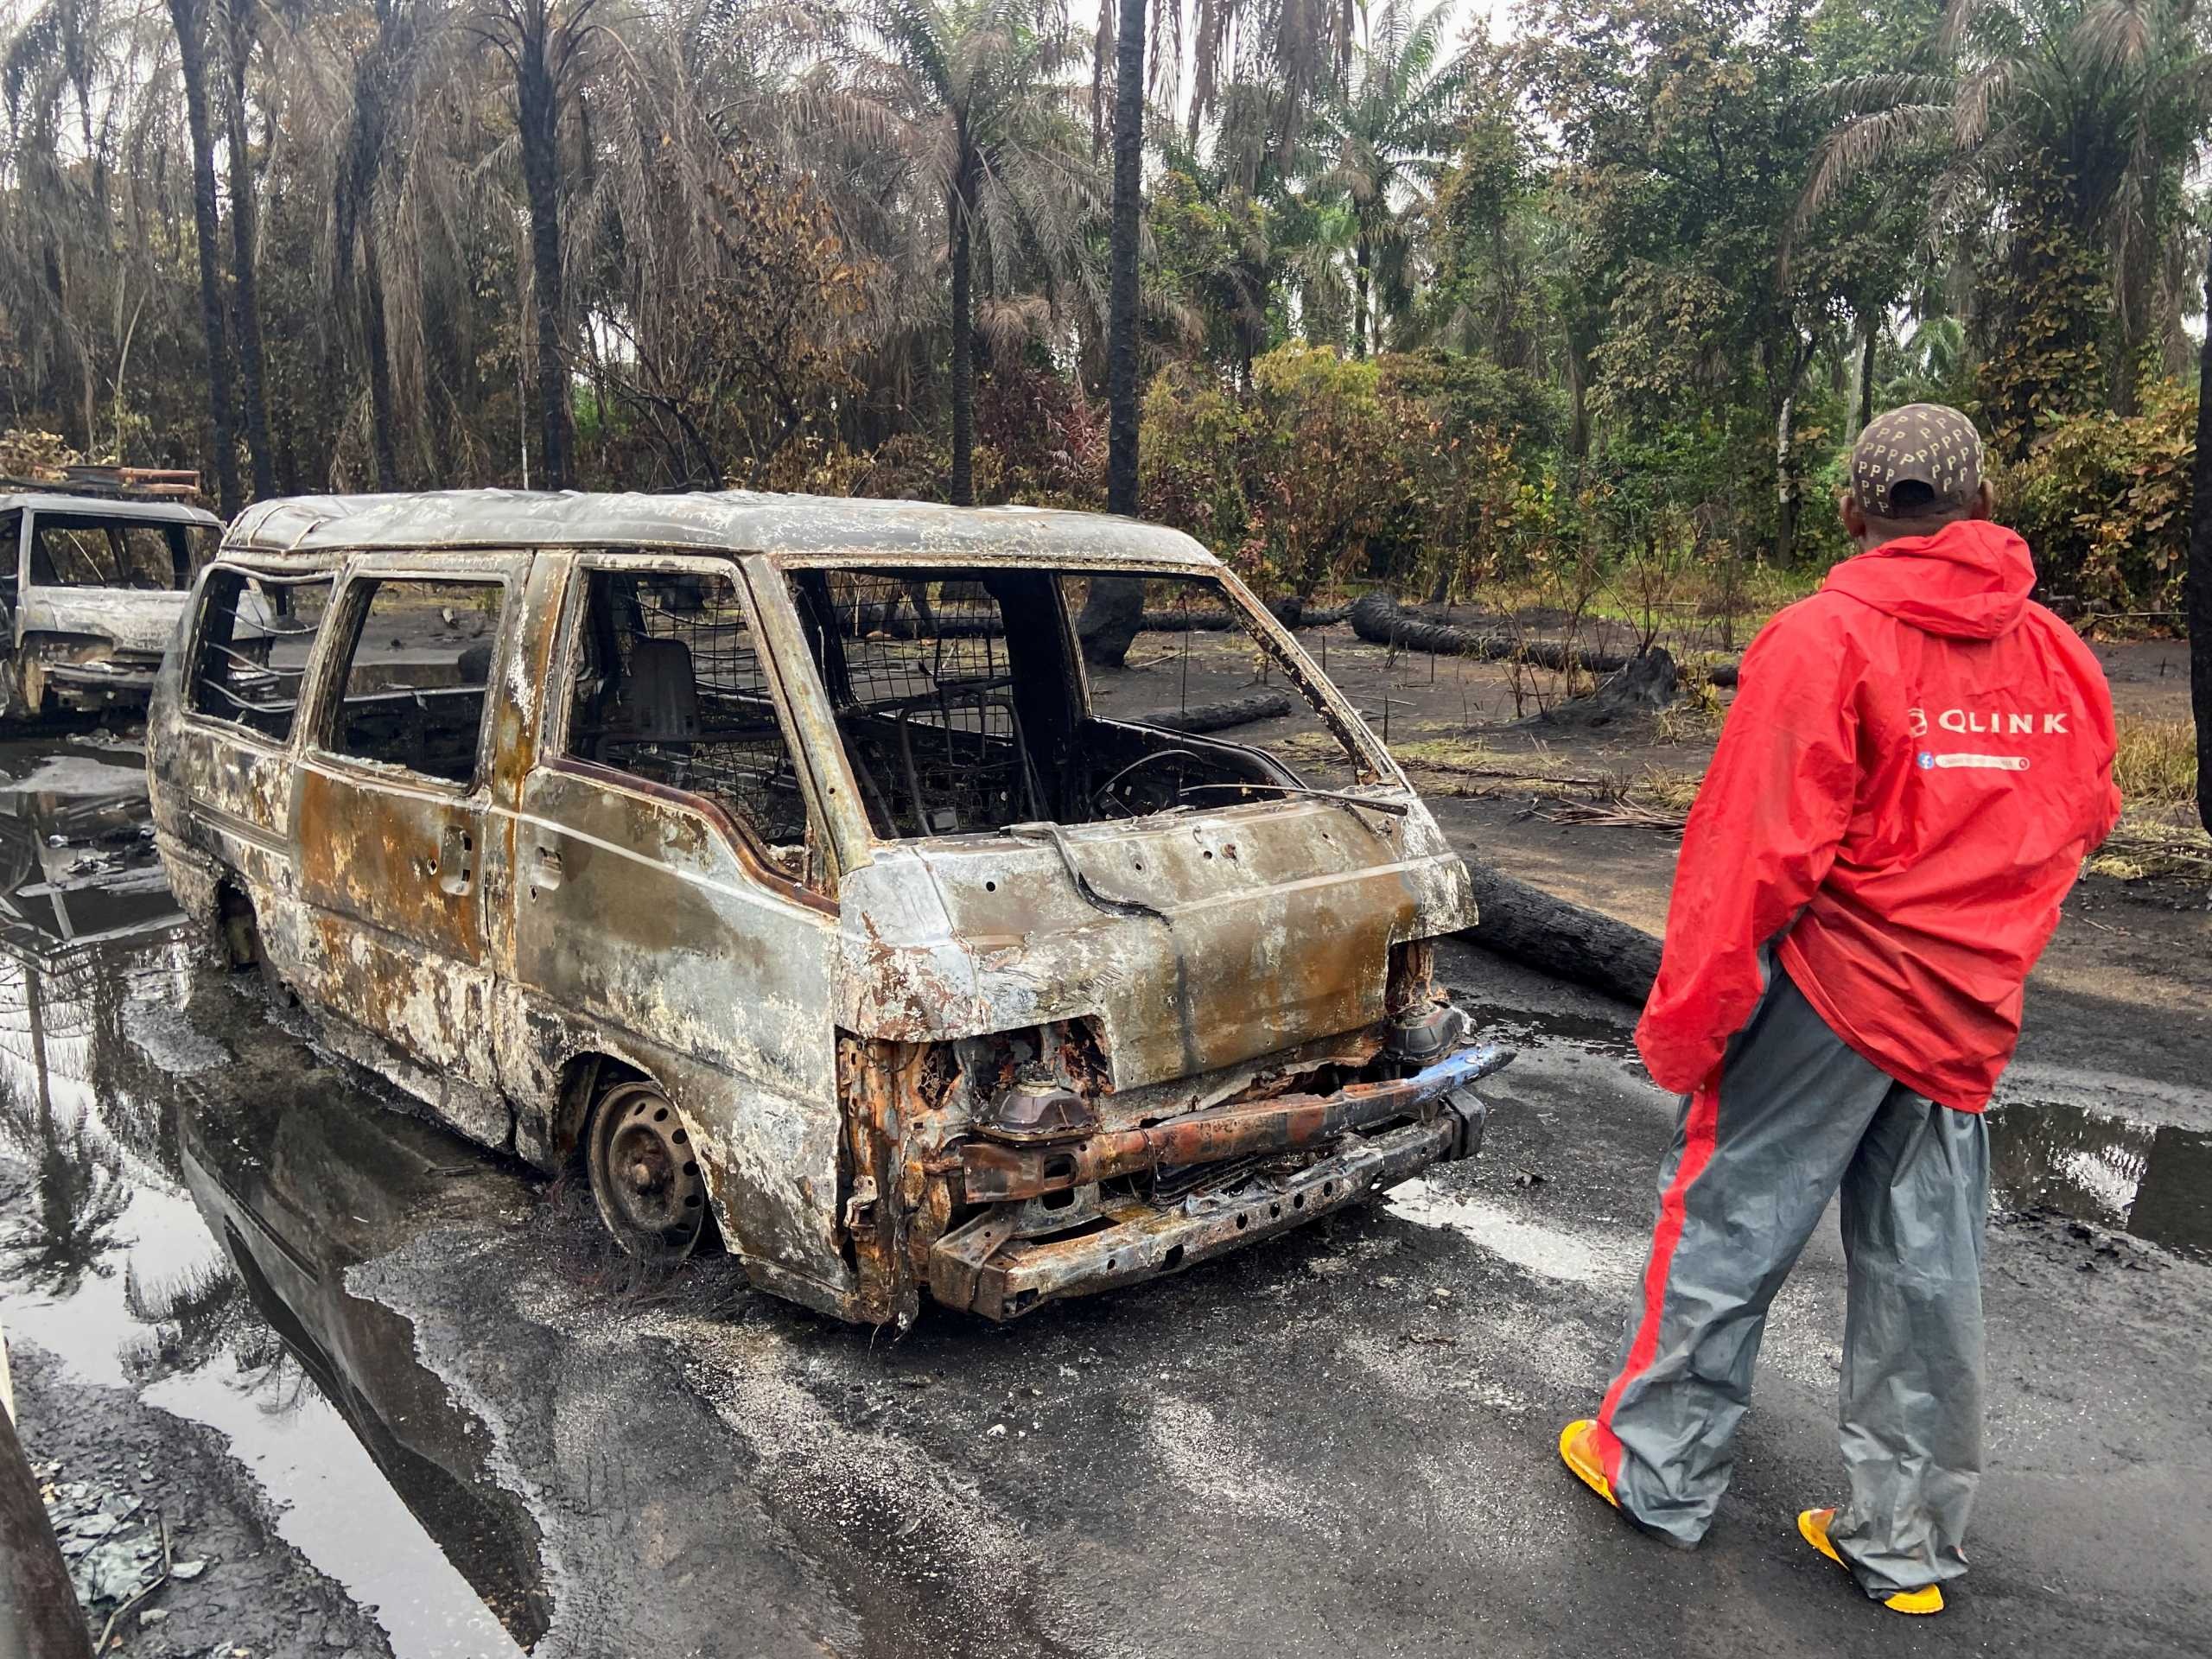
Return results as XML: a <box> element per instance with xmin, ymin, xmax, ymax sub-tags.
<box><xmin>1635</xmin><ymin>519</ymin><xmax>2121</xmax><ymax>1111</ymax></box>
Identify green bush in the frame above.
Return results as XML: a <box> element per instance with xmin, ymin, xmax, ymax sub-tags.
<box><xmin>2000</xmin><ymin>385</ymin><xmax>2191</xmax><ymax>617</ymax></box>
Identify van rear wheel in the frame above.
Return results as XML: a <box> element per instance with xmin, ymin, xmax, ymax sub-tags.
<box><xmin>585</xmin><ymin>1080</ymin><xmax>709</xmax><ymax>1262</ymax></box>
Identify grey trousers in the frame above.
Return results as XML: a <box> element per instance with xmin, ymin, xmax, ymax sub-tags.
<box><xmin>1592</xmin><ymin>966</ymin><xmax>1988</xmax><ymax>1599</ymax></box>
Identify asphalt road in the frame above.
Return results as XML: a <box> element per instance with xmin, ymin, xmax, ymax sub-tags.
<box><xmin>52</xmin><ymin>937</ymin><xmax>2200</xmax><ymax>1659</ymax></box>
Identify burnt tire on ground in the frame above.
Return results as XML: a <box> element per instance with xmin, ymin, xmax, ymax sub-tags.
<box><xmin>586</xmin><ymin>1078</ymin><xmax>714</xmax><ymax>1263</ymax></box>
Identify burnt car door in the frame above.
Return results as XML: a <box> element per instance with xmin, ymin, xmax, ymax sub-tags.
<box><xmin>499</xmin><ymin>551</ymin><xmax>849</xmax><ymax>1303</ymax></box>
<box><xmin>292</xmin><ymin>554</ymin><xmax>526</xmax><ymax>1128</ymax></box>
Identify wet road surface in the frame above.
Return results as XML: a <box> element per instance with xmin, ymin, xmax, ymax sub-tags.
<box><xmin>2</xmin><ymin>730</ymin><xmax>2208</xmax><ymax>1658</ymax></box>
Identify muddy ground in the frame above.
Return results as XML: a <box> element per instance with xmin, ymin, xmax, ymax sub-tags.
<box><xmin>2</xmin><ymin>644</ymin><xmax>2209</xmax><ymax>1659</ymax></box>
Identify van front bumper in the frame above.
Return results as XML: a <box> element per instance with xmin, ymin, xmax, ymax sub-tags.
<box><xmin>930</xmin><ymin>1046</ymin><xmax>1508</xmax><ymax>1320</ymax></box>
<box><xmin>41</xmin><ymin>657</ymin><xmax>161</xmax><ymax>709</ymax></box>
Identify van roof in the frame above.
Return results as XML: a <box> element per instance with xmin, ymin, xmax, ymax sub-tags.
<box><xmin>223</xmin><ymin>489</ymin><xmax>1224</xmax><ymax>570</ymax></box>
<box><xmin>1</xmin><ymin>492</ymin><xmax>222</xmax><ymax>525</ymax></box>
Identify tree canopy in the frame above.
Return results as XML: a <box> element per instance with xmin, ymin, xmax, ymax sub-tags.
<box><xmin>2</xmin><ymin>0</ymin><xmax>2209</xmax><ymax>623</ymax></box>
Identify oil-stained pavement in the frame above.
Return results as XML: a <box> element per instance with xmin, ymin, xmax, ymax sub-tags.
<box><xmin>3</xmin><ymin>730</ymin><xmax>2208</xmax><ymax>1659</ymax></box>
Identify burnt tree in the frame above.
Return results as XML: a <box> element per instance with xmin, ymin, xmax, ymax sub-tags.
<box><xmin>948</xmin><ymin>136</ymin><xmax>978</xmax><ymax>506</ymax></box>
<box><xmin>336</xmin><ymin>0</ymin><xmax>420</xmax><ymax>493</ymax></box>
<box><xmin>167</xmin><ymin>0</ymin><xmax>241</xmax><ymax>517</ymax></box>
<box><xmin>1462</xmin><ymin>863</ymin><xmax>1662</xmax><ymax>1008</ymax></box>
<box><xmin>1079</xmin><ymin>0</ymin><xmax>1149</xmax><ymax>666</ymax></box>
<box><xmin>219</xmin><ymin>0</ymin><xmax>272</xmax><ymax>500</ymax></box>
<box><xmin>2192</xmin><ymin>226</ymin><xmax>2212</xmax><ymax>836</ymax></box>
<box><xmin>481</xmin><ymin>0</ymin><xmax>596</xmax><ymax>493</ymax></box>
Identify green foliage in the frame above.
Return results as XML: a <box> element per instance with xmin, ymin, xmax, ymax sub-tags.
<box><xmin>2001</xmin><ymin>387</ymin><xmax>2194</xmax><ymax>615</ymax></box>
<box><xmin>2</xmin><ymin>0</ymin><xmax>2205</xmax><ymax>635</ymax></box>
<box><xmin>1139</xmin><ymin>365</ymin><xmax>1255</xmax><ymax>550</ymax></box>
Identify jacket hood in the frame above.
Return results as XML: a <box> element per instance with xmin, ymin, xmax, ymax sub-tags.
<box><xmin>1821</xmin><ymin>518</ymin><xmax>2036</xmax><ymax>639</ymax></box>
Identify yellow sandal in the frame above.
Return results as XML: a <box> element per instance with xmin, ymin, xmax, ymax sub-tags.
<box><xmin>1557</xmin><ymin>1419</ymin><xmax>1618</xmax><ymax>1510</ymax></box>
<box><xmin>1796</xmin><ymin>1509</ymin><xmax>1943</xmax><ymax>1615</ymax></box>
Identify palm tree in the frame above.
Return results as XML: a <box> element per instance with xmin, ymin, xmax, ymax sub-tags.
<box><xmin>1103</xmin><ymin>0</ymin><xmax>1145</xmax><ymax>518</ymax></box>
<box><xmin>1313</xmin><ymin>0</ymin><xmax>1467</xmax><ymax>357</ymax></box>
<box><xmin>2190</xmin><ymin>227</ymin><xmax>2212</xmax><ymax>834</ymax></box>
<box><xmin>329</xmin><ymin>0</ymin><xmax>443</xmax><ymax>492</ymax></box>
<box><xmin>843</xmin><ymin>0</ymin><xmax>1099</xmax><ymax>505</ymax></box>
<box><xmin>475</xmin><ymin>0</ymin><xmax>602</xmax><ymax>492</ymax></box>
<box><xmin>165</xmin><ymin>0</ymin><xmax>243</xmax><ymax>514</ymax></box>
<box><xmin>218</xmin><ymin>0</ymin><xmax>271</xmax><ymax>499</ymax></box>
<box><xmin>1802</xmin><ymin>0</ymin><xmax>2212</xmax><ymax>440</ymax></box>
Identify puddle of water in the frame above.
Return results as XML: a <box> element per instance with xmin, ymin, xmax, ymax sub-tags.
<box><xmin>175</xmin><ymin>1068</ymin><xmax>547</xmax><ymax>1654</ymax></box>
<box><xmin>0</xmin><ymin>733</ymin><xmax>544</xmax><ymax>1657</ymax></box>
<box><xmin>1986</xmin><ymin>1100</ymin><xmax>2212</xmax><ymax>1260</ymax></box>
<box><xmin>0</xmin><ymin>735</ymin><xmax>179</xmax><ymax>952</ymax></box>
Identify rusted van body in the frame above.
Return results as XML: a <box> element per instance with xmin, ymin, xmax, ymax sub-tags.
<box><xmin>0</xmin><ymin>492</ymin><xmax>224</xmax><ymax>715</ymax></box>
<box><xmin>146</xmin><ymin>491</ymin><xmax>1498</xmax><ymax>1325</ymax></box>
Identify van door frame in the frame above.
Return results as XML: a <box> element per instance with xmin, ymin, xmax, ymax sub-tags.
<box><xmin>497</xmin><ymin>546</ymin><xmax>855</xmax><ymax>1310</ymax></box>
<box><xmin>289</xmin><ymin>550</ymin><xmax>530</xmax><ymax>1116</ymax></box>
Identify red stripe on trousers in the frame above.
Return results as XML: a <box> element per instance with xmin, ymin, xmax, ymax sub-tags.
<box><xmin>1594</xmin><ymin>1068</ymin><xmax>1723</xmax><ymax>1487</ymax></box>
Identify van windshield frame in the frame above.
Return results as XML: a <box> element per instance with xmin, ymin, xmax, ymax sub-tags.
<box><xmin>759</xmin><ymin>555</ymin><xmax>1401</xmax><ymax>849</ymax></box>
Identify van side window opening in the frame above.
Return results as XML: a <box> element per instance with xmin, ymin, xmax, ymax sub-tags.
<box><xmin>29</xmin><ymin>515</ymin><xmax>190</xmax><ymax>589</ymax></box>
<box><xmin>563</xmin><ymin>568</ymin><xmax>810</xmax><ymax>868</ymax></box>
<box><xmin>327</xmin><ymin>578</ymin><xmax>503</xmax><ymax>785</ymax></box>
<box><xmin>785</xmin><ymin>567</ymin><xmax>1365</xmax><ymax>839</ymax></box>
<box><xmin>787</xmin><ymin>572</ymin><xmax>1040</xmax><ymax>837</ymax></box>
<box><xmin>187</xmin><ymin>569</ymin><xmax>334</xmax><ymax>741</ymax></box>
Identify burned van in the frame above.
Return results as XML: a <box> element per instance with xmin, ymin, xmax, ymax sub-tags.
<box><xmin>0</xmin><ymin>491</ymin><xmax>224</xmax><ymax>715</ymax></box>
<box><xmin>146</xmin><ymin>491</ymin><xmax>1500</xmax><ymax>1325</ymax></box>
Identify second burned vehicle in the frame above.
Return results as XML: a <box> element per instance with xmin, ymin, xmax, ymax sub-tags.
<box><xmin>146</xmin><ymin>491</ymin><xmax>1503</xmax><ymax>1325</ymax></box>
<box><xmin>0</xmin><ymin>487</ymin><xmax>223</xmax><ymax>717</ymax></box>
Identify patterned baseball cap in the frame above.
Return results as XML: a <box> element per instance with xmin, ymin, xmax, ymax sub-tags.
<box><xmin>1850</xmin><ymin>403</ymin><xmax>1984</xmax><ymax>518</ymax></box>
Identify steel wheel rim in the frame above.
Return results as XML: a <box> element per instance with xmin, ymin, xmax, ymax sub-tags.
<box><xmin>593</xmin><ymin>1083</ymin><xmax>706</xmax><ymax>1260</ymax></box>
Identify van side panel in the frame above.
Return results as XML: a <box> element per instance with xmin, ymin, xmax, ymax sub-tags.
<box><xmin>286</xmin><ymin>556</ymin><xmax>530</xmax><ymax>1125</ymax></box>
<box><xmin>503</xmin><ymin>764</ymin><xmax>847</xmax><ymax>1303</ymax></box>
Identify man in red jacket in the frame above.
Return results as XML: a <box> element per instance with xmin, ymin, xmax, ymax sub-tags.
<box><xmin>1557</xmin><ymin>404</ymin><xmax>2120</xmax><ymax>1614</ymax></box>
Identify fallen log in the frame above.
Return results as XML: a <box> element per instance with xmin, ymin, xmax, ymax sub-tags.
<box><xmin>1460</xmin><ymin>862</ymin><xmax>1662</xmax><ymax>1007</ymax></box>
<box><xmin>1131</xmin><ymin>691</ymin><xmax>1295</xmax><ymax>734</ymax></box>
<box><xmin>1347</xmin><ymin>593</ymin><xmax>1634</xmax><ymax>674</ymax></box>
<box><xmin>1266</xmin><ymin>598</ymin><xmax>1351</xmax><ymax>628</ymax></box>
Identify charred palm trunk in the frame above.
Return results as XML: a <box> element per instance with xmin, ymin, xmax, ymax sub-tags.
<box><xmin>221</xmin><ymin>4</ymin><xmax>272</xmax><ymax>501</ymax></box>
<box><xmin>337</xmin><ymin>11</ymin><xmax>402</xmax><ymax>491</ymax></box>
<box><xmin>2188</xmin><ymin>233</ymin><xmax>2212</xmax><ymax>836</ymax></box>
<box><xmin>170</xmin><ymin>0</ymin><xmax>241</xmax><ymax>517</ymax></box>
<box><xmin>1079</xmin><ymin>0</ymin><xmax>1147</xmax><ymax>668</ymax></box>
<box><xmin>948</xmin><ymin>136</ymin><xmax>978</xmax><ymax>508</ymax></box>
<box><xmin>1105</xmin><ymin>0</ymin><xmax>1142</xmax><ymax>517</ymax></box>
<box><xmin>361</xmin><ymin>213</ymin><xmax>401</xmax><ymax>490</ymax></box>
<box><xmin>517</xmin><ymin>4</ymin><xmax>571</xmax><ymax>491</ymax></box>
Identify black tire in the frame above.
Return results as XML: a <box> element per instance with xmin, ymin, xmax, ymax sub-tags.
<box><xmin>584</xmin><ymin>1078</ymin><xmax>712</xmax><ymax>1262</ymax></box>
